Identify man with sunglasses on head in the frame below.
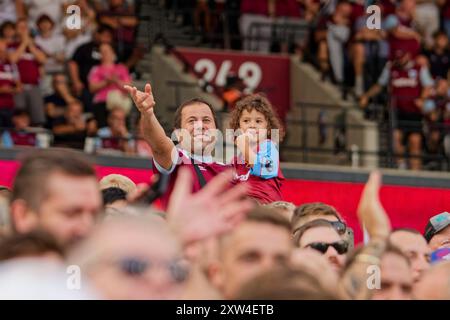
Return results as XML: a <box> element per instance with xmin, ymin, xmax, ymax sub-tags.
<box><xmin>292</xmin><ymin>202</ymin><xmax>354</xmax><ymax>250</ymax></box>
<box><xmin>294</xmin><ymin>219</ymin><xmax>348</xmax><ymax>272</ymax></box>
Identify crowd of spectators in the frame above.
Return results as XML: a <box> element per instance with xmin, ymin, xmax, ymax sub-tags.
<box><xmin>0</xmin><ymin>147</ymin><xmax>448</xmax><ymax>300</ymax></box>
<box><xmin>1</xmin><ymin>0</ymin><xmax>449</xmax><ymax>170</ymax></box>
<box><xmin>0</xmin><ymin>0</ymin><xmax>147</xmax><ymax>156</ymax></box>
<box><xmin>161</xmin><ymin>0</ymin><xmax>450</xmax><ymax>170</ymax></box>
<box><xmin>0</xmin><ymin>58</ymin><xmax>448</xmax><ymax>299</ymax></box>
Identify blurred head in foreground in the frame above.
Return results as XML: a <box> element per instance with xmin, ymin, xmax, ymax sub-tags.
<box><xmin>414</xmin><ymin>261</ymin><xmax>450</xmax><ymax>300</ymax></box>
<box><xmin>10</xmin><ymin>149</ymin><xmax>102</xmax><ymax>250</ymax></box>
<box><xmin>235</xmin><ymin>264</ymin><xmax>339</xmax><ymax>300</ymax></box>
<box><xmin>68</xmin><ymin>215</ymin><xmax>189</xmax><ymax>300</ymax></box>
<box><xmin>0</xmin><ymin>258</ymin><xmax>98</xmax><ymax>299</ymax></box>
<box><xmin>389</xmin><ymin>228</ymin><xmax>431</xmax><ymax>283</ymax></box>
<box><xmin>208</xmin><ymin>207</ymin><xmax>292</xmax><ymax>299</ymax></box>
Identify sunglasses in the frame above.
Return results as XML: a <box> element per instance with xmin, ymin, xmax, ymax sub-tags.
<box><xmin>117</xmin><ymin>257</ymin><xmax>190</xmax><ymax>283</ymax></box>
<box><xmin>330</xmin><ymin>221</ymin><xmax>347</xmax><ymax>235</ymax></box>
<box><xmin>305</xmin><ymin>241</ymin><xmax>349</xmax><ymax>255</ymax></box>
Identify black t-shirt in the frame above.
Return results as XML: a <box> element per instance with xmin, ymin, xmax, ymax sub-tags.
<box><xmin>424</xmin><ymin>49</ymin><xmax>450</xmax><ymax>79</ymax></box>
<box><xmin>71</xmin><ymin>41</ymin><xmax>101</xmax><ymax>86</ymax></box>
<box><xmin>44</xmin><ymin>94</ymin><xmax>66</xmax><ymax>107</ymax></box>
<box><xmin>44</xmin><ymin>94</ymin><xmax>67</xmax><ymax>129</ymax></box>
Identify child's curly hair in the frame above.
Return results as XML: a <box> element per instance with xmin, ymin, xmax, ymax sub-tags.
<box><xmin>229</xmin><ymin>93</ymin><xmax>285</xmax><ymax>142</ymax></box>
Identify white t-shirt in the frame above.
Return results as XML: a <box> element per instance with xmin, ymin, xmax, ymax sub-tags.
<box><xmin>35</xmin><ymin>33</ymin><xmax>66</xmax><ymax>73</ymax></box>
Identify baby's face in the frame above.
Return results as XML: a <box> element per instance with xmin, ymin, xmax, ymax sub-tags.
<box><xmin>239</xmin><ymin>109</ymin><xmax>269</xmax><ymax>141</ymax></box>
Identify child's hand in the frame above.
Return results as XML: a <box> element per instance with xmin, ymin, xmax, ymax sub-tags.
<box><xmin>236</xmin><ymin>132</ymin><xmax>251</xmax><ymax>151</ymax></box>
<box><xmin>236</xmin><ymin>132</ymin><xmax>257</xmax><ymax>166</ymax></box>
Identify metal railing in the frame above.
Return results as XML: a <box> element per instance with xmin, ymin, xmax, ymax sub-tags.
<box><xmin>287</xmin><ymin>101</ymin><xmax>450</xmax><ymax>171</ymax></box>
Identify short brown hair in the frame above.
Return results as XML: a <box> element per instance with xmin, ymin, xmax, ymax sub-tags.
<box><xmin>12</xmin><ymin>149</ymin><xmax>96</xmax><ymax>211</ymax></box>
<box><xmin>229</xmin><ymin>93</ymin><xmax>285</xmax><ymax>141</ymax></box>
<box><xmin>293</xmin><ymin>219</ymin><xmax>337</xmax><ymax>247</ymax></box>
<box><xmin>235</xmin><ymin>264</ymin><xmax>339</xmax><ymax>300</ymax></box>
<box><xmin>292</xmin><ymin>202</ymin><xmax>343</xmax><ymax>230</ymax></box>
<box><xmin>246</xmin><ymin>206</ymin><xmax>291</xmax><ymax>231</ymax></box>
<box><xmin>344</xmin><ymin>242</ymin><xmax>410</xmax><ymax>272</ymax></box>
<box><xmin>173</xmin><ymin>98</ymin><xmax>218</xmax><ymax>129</ymax></box>
<box><xmin>0</xmin><ymin>230</ymin><xmax>64</xmax><ymax>262</ymax></box>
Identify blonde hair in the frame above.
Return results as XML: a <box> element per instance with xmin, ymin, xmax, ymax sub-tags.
<box><xmin>99</xmin><ymin>174</ymin><xmax>137</xmax><ymax>194</ymax></box>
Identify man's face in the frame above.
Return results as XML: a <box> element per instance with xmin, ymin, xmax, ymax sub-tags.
<box><xmin>67</xmin><ymin>103</ymin><xmax>83</xmax><ymax>120</ymax></box>
<box><xmin>212</xmin><ymin>222</ymin><xmax>292</xmax><ymax>299</ymax></box>
<box><xmin>299</xmin><ymin>226</ymin><xmax>347</xmax><ymax>271</ymax></box>
<box><xmin>2</xmin><ymin>24</ymin><xmax>15</xmax><ymax>39</ymax></box>
<box><xmin>38</xmin><ymin>19</ymin><xmax>53</xmax><ymax>33</ymax></box>
<box><xmin>85</xmin><ymin>223</ymin><xmax>188</xmax><ymax>300</ymax></box>
<box><xmin>372</xmin><ymin>253</ymin><xmax>413</xmax><ymax>300</ymax></box>
<box><xmin>33</xmin><ymin>173</ymin><xmax>101</xmax><ymax>248</ymax></box>
<box><xmin>178</xmin><ymin>103</ymin><xmax>217</xmax><ymax>154</ymax></box>
<box><xmin>435</xmin><ymin>34</ymin><xmax>449</xmax><ymax>50</ymax></box>
<box><xmin>16</xmin><ymin>21</ymin><xmax>29</xmax><ymax>37</ymax></box>
<box><xmin>109</xmin><ymin>109</ymin><xmax>126</xmax><ymax>133</ymax></box>
<box><xmin>12</xmin><ymin>114</ymin><xmax>30</xmax><ymax>130</ymax></box>
<box><xmin>389</xmin><ymin>231</ymin><xmax>431</xmax><ymax>282</ymax></box>
<box><xmin>429</xmin><ymin>226</ymin><xmax>450</xmax><ymax>251</ymax></box>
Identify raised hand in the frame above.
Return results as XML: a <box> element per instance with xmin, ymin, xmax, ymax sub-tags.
<box><xmin>124</xmin><ymin>83</ymin><xmax>155</xmax><ymax>117</ymax></box>
<box><xmin>356</xmin><ymin>171</ymin><xmax>391</xmax><ymax>240</ymax></box>
<box><xmin>167</xmin><ymin>167</ymin><xmax>255</xmax><ymax>246</ymax></box>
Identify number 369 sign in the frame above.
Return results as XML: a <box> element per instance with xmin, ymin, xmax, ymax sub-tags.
<box><xmin>177</xmin><ymin>47</ymin><xmax>291</xmax><ymax>120</ymax></box>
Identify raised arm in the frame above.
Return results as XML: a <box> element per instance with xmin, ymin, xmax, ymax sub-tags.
<box><xmin>338</xmin><ymin>171</ymin><xmax>391</xmax><ymax>300</ymax></box>
<box><xmin>124</xmin><ymin>83</ymin><xmax>175</xmax><ymax>169</ymax></box>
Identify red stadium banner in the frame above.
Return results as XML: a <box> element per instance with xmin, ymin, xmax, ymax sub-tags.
<box><xmin>176</xmin><ymin>47</ymin><xmax>291</xmax><ymax>120</ymax></box>
<box><xmin>2</xmin><ymin>159</ymin><xmax>449</xmax><ymax>243</ymax></box>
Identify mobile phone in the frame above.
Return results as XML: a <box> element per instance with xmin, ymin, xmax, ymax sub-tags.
<box><xmin>133</xmin><ymin>173</ymin><xmax>170</xmax><ymax>205</ymax></box>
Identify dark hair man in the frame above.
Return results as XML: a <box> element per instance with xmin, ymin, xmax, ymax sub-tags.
<box><xmin>125</xmin><ymin>83</ymin><xmax>230</xmax><ymax>209</ymax></box>
<box><xmin>294</xmin><ymin>219</ymin><xmax>348</xmax><ymax>272</ymax></box>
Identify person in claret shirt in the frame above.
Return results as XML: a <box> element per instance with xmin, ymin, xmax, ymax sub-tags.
<box><xmin>229</xmin><ymin>94</ymin><xmax>285</xmax><ymax>204</ymax></box>
<box><xmin>0</xmin><ymin>38</ymin><xmax>19</xmax><ymax>128</ymax></box>
<box><xmin>384</xmin><ymin>0</ymin><xmax>422</xmax><ymax>60</ymax></box>
<box><xmin>7</xmin><ymin>18</ymin><xmax>47</xmax><ymax>126</ymax></box>
<box><xmin>125</xmin><ymin>83</ymin><xmax>232</xmax><ymax>210</ymax></box>
<box><xmin>360</xmin><ymin>49</ymin><xmax>435</xmax><ymax>170</ymax></box>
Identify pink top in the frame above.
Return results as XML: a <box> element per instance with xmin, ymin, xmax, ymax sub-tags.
<box><xmin>88</xmin><ymin>63</ymin><xmax>131</xmax><ymax>103</ymax></box>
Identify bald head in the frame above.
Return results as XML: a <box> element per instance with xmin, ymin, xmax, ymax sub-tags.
<box><xmin>414</xmin><ymin>262</ymin><xmax>450</xmax><ymax>300</ymax></box>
